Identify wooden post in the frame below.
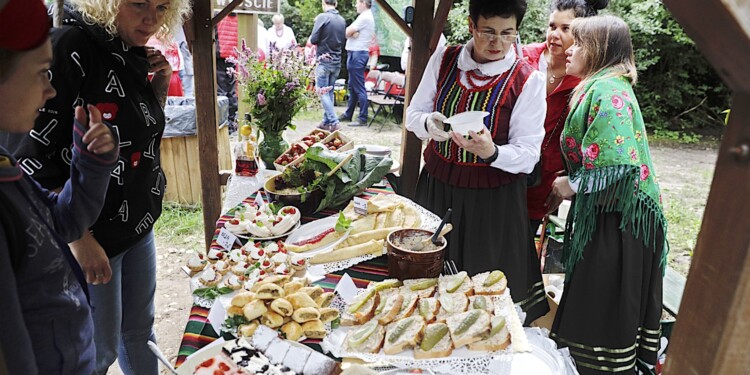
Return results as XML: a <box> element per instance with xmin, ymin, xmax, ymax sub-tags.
<box><xmin>399</xmin><ymin>0</ymin><xmax>436</xmax><ymax>199</ymax></box>
<box><xmin>237</xmin><ymin>14</ymin><xmax>259</xmax><ymax>125</ymax></box>
<box><xmin>192</xmin><ymin>0</ymin><xmax>223</xmax><ymax>249</ymax></box>
<box><xmin>659</xmin><ymin>1</ymin><xmax>750</xmax><ymax>373</ymax></box>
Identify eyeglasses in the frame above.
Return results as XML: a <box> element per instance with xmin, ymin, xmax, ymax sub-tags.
<box><xmin>475</xmin><ymin>32</ymin><xmax>518</xmax><ymax>43</ymax></box>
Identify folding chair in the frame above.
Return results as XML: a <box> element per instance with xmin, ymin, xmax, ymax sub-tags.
<box><xmin>367</xmin><ymin>72</ymin><xmax>405</xmax><ymax>130</ymax></box>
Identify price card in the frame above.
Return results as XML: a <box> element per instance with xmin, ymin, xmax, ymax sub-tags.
<box><xmin>353</xmin><ymin>196</ymin><xmax>368</xmax><ymax>216</ymax></box>
<box><xmin>254</xmin><ymin>193</ymin><xmax>266</xmax><ymax>209</ymax></box>
<box><xmin>334</xmin><ymin>273</ymin><xmax>359</xmax><ymax>304</ymax></box>
<box><xmin>217</xmin><ymin>227</ymin><xmax>238</xmax><ymax>251</ymax></box>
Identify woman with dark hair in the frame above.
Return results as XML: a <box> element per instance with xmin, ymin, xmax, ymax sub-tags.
<box><xmin>549</xmin><ymin>15</ymin><xmax>668</xmax><ymax>374</ymax></box>
<box><xmin>523</xmin><ymin>0</ymin><xmax>608</xmax><ymax>237</ymax></box>
<box><xmin>406</xmin><ymin>0</ymin><xmax>549</xmax><ymax>324</ymax></box>
<box><xmin>0</xmin><ymin>0</ymin><xmax>191</xmax><ymax>374</ymax></box>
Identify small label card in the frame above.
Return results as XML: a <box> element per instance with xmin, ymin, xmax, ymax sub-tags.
<box><xmin>334</xmin><ymin>273</ymin><xmax>359</xmax><ymax>304</ymax></box>
<box><xmin>217</xmin><ymin>227</ymin><xmax>238</xmax><ymax>251</ymax></box>
<box><xmin>353</xmin><ymin>196</ymin><xmax>368</xmax><ymax>216</ymax></box>
<box><xmin>254</xmin><ymin>193</ymin><xmax>266</xmax><ymax>209</ymax></box>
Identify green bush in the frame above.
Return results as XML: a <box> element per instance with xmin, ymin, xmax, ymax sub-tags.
<box><xmin>445</xmin><ymin>0</ymin><xmax>730</xmax><ymax>134</ymax></box>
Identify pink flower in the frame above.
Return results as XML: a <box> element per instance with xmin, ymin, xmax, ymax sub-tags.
<box><xmin>565</xmin><ymin>136</ymin><xmax>577</xmax><ymax>149</ymax></box>
<box><xmin>630</xmin><ymin>148</ymin><xmax>638</xmax><ymax>161</ymax></box>
<box><xmin>567</xmin><ymin>152</ymin><xmax>580</xmax><ymax>164</ymax></box>
<box><xmin>585</xmin><ymin>143</ymin><xmax>600</xmax><ymax>160</ymax></box>
<box><xmin>257</xmin><ymin>93</ymin><xmax>266</xmax><ymax>106</ymax></box>
<box><xmin>612</xmin><ymin>95</ymin><xmax>624</xmax><ymax>109</ymax></box>
<box><xmin>584</xmin><ymin>162</ymin><xmax>595</xmax><ymax>170</ymax></box>
<box><xmin>640</xmin><ymin>164</ymin><xmax>650</xmax><ymax>181</ymax></box>
<box><xmin>627</xmin><ymin>106</ymin><xmax>633</xmax><ymax>119</ymax></box>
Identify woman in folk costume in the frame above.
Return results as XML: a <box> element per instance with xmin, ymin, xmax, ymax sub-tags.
<box><xmin>548</xmin><ymin>15</ymin><xmax>668</xmax><ymax>374</ymax></box>
<box><xmin>523</xmin><ymin>0</ymin><xmax>608</xmax><ymax>238</ymax></box>
<box><xmin>406</xmin><ymin>0</ymin><xmax>549</xmax><ymax>324</ymax></box>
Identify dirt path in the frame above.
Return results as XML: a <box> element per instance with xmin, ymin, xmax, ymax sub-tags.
<box><xmin>108</xmin><ymin>118</ymin><xmax>720</xmax><ymax>374</ymax></box>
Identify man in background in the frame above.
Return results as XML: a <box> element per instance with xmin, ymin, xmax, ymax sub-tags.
<box><xmin>339</xmin><ymin>0</ymin><xmax>374</xmax><ymax>127</ymax></box>
<box><xmin>216</xmin><ymin>13</ymin><xmax>238</xmax><ymax>132</ymax></box>
<box><xmin>310</xmin><ymin>0</ymin><xmax>346</xmax><ymax>131</ymax></box>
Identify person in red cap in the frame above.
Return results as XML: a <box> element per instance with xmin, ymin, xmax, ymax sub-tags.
<box><xmin>0</xmin><ymin>0</ymin><xmax>190</xmax><ymax>374</ymax></box>
<box><xmin>0</xmin><ymin>0</ymin><xmax>120</xmax><ymax>373</ymax></box>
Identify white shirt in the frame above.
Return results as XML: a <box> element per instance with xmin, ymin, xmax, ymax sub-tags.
<box><xmin>406</xmin><ymin>39</ymin><xmax>546</xmax><ymax>174</ymax></box>
<box><xmin>345</xmin><ymin>9</ymin><xmax>375</xmax><ymax>51</ymax></box>
<box><xmin>267</xmin><ymin>25</ymin><xmax>297</xmax><ymax>51</ymax></box>
<box><xmin>257</xmin><ymin>25</ymin><xmax>268</xmax><ymax>56</ymax></box>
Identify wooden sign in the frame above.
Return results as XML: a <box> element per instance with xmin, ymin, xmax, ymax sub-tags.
<box><xmin>214</xmin><ymin>0</ymin><xmax>280</xmax><ymax>15</ymax></box>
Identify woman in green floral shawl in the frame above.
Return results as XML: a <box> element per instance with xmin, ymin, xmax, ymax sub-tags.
<box><xmin>547</xmin><ymin>15</ymin><xmax>668</xmax><ymax>374</ymax></box>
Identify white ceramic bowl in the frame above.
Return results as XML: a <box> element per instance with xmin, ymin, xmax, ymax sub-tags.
<box><xmin>444</xmin><ymin>111</ymin><xmax>490</xmax><ymax>135</ymax></box>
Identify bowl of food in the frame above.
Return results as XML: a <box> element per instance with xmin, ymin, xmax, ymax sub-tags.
<box><xmin>443</xmin><ymin>111</ymin><xmax>489</xmax><ymax>136</ymax></box>
<box><xmin>386</xmin><ymin>228</ymin><xmax>447</xmax><ymax>280</ymax></box>
<box><xmin>264</xmin><ymin>174</ymin><xmax>324</xmax><ymax>216</ymax></box>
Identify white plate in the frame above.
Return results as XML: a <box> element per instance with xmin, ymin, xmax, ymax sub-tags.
<box><xmin>362</xmin><ymin>144</ymin><xmax>392</xmax><ymax>155</ymax></box>
<box><xmin>234</xmin><ymin>221</ymin><xmax>301</xmax><ymax>240</ymax></box>
<box><xmin>176</xmin><ymin>338</ymin><xmax>226</xmax><ymax>375</ymax></box>
<box><xmin>284</xmin><ymin>216</ymin><xmax>350</xmax><ymax>257</ymax></box>
<box><xmin>444</xmin><ymin>111</ymin><xmax>490</xmax><ymax>136</ymax></box>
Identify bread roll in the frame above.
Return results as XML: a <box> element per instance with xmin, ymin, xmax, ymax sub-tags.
<box><xmin>242</xmin><ymin>300</ymin><xmax>267</xmax><ymax>321</ymax></box>
<box><xmin>270</xmin><ymin>298</ymin><xmax>294</xmax><ymax>317</ymax></box>
<box><xmin>227</xmin><ymin>305</ymin><xmax>244</xmax><ymax>317</ymax></box>
<box><xmin>301</xmin><ymin>319</ymin><xmax>326</xmax><ymax>339</ymax></box>
<box><xmin>261</xmin><ymin>310</ymin><xmax>285</xmax><ymax>328</ymax></box>
<box><xmin>256</xmin><ymin>283</ymin><xmax>285</xmax><ymax>300</ymax></box>
<box><xmin>231</xmin><ymin>291</ymin><xmax>256</xmax><ymax>307</ymax></box>
<box><xmin>299</xmin><ymin>286</ymin><xmax>324</xmax><ymax>301</ymax></box>
<box><xmin>287</xmin><ymin>292</ymin><xmax>318</xmax><ymax>310</ymax></box>
<box><xmin>316</xmin><ymin>292</ymin><xmax>335</xmax><ymax>308</ymax></box>
<box><xmin>292</xmin><ymin>307</ymin><xmax>321</xmax><ymax>323</ymax></box>
<box><xmin>319</xmin><ymin>307</ymin><xmax>340</xmax><ymax>323</ymax></box>
<box><xmin>239</xmin><ymin>320</ymin><xmax>260</xmax><ymax>337</ymax></box>
<box><xmin>280</xmin><ymin>321</ymin><xmax>303</xmax><ymax>341</ymax></box>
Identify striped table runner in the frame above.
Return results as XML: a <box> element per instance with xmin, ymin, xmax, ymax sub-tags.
<box><xmin>176</xmin><ymin>186</ymin><xmax>393</xmax><ymax>368</ymax></box>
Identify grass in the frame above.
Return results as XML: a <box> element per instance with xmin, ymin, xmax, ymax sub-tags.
<box><xmin>663</xmin><ymin>195</ymin><xmax>703</xmax><ymax>275</ymax></box>
<box><xmin>153</xmin><ymin>202</ymin><xmax>204</xmax><ymax>249</ymax></box>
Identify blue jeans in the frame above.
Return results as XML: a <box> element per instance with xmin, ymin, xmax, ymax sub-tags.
<box><xmin>91</xmin><ymin>232</ymin><xmax>157</xmax><ymax>375</ymax></box>
<box><xmin>316</xmin><ymin>63</ymin><xmax>341</xmax><ymax>125</ymax></box>
<box><xmin>343</xmin><ymin>50</ymin><xmax>369</xmax><ymax>122</ymax></box>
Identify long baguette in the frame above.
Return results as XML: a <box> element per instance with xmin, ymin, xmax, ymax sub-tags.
<box><xmin>334</xmin><ymin>228</ymin><xmax>398</xmax><ymax>250</ymax></box>
<box><xmin>309</xmin><ymin>239</ymin><xmax>384</xmax><ymax>264</ymax></box>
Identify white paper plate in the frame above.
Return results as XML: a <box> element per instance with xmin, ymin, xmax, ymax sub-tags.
<box><xmin>444</xmin><ymin>111</ymin><xmax>489</xmax><ymax>136</ymax></box>
<box><xmin>284</xmin><ymin>215</ymin><xmax>350</xmax><ymax>257</ymax></box>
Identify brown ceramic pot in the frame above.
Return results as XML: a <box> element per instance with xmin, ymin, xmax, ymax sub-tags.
<box><xmin>386</xmin><ymin>228</ymin><xmax>446</xmax><ymax>280</ymax></box>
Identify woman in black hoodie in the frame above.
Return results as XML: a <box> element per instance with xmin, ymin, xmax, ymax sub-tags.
<box><xmin>0</xmin><ymin>0</ymin><xmax>190</xmax><ymax>374</ymax></box>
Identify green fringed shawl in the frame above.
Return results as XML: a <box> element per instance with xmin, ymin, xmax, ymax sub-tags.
<box><xmin>560</xmin><ymin>70</ymin><xmax>669</xmax><ymax>278</ymax></box>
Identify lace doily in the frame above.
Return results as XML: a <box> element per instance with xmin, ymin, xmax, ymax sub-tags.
<box><xmin>306</xmin><ymin>196</ymin><xmax>441</xmax><ymax>275</ymax></box>
<box><xmin>321</xmin><ymin>289</ymin><xmax>530</xmax><ymax>374</ymax></box>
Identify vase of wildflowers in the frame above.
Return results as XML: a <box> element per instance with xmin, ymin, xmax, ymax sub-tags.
<box><xmin>230</xmin><ymin>41</ymin><xmax>319</xmax><ymax>169</ymax></box>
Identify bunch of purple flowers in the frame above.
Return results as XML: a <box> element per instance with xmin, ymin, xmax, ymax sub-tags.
<box><xmin>228</xmin><ymin>40</ymin><xmax>324</xmax><ymax>133</ymax></box>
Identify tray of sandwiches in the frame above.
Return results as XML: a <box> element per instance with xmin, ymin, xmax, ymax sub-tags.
<box><xmin>321</xmin><ymin>271</ymin><xmax>532</xmax><ymax>374</ymax></box>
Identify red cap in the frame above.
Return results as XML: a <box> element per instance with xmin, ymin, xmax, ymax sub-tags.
<box><xmin>0</xmin><ymin>0</ymin><xmax>51</xmax><ymax>51</ymax></box>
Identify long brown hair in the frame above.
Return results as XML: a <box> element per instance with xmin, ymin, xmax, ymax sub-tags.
<box><xmin>569</xmin><ymin>15</ymin><xmax>637</xmax><ymax>103</ymax></box>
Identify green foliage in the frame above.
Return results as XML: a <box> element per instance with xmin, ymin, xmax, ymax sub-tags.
<box><xmin>651</xmin><ymin>130</ymin><xmax>701</xmax><ymax>145</ymax></box>
<box><xmin>153</xmin><ymin>203</ymin><xmax>203</xmax><ymax>242</ymax></box>
<box><xmin>445</xmin><ymin>0</ymin><xmax>730</xmax><ymax>134</ymax></box>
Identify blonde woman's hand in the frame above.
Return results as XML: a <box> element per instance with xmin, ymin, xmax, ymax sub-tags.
<box><xmin>145</xmin><ymin>47</ymin><xmax>172</xmax><ymax>78</ymax></box>
<box><xmin>70</xmin><ymin>231</ymin><xmax>112</xmax><ymax>285</ymax></box>
<box><xmin>449</xmin><ymin>129</ymin><xmax>496</xmax><ymax>160</ymax></box>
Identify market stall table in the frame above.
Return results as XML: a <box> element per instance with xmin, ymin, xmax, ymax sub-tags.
<box><xmin>176</xmin><ymin>185</ymin><xmax>395</xmax><ymax>367</ymax></box>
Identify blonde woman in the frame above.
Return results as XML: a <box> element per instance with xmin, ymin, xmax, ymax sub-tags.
<box><xmin>549</xmin><ymin>15</ymin><xmax>668</xmax><ymax>374</ymax></box>
<box><xmin>0</xmin><ymin>0</ymin><xmax>190</xmax><ymax>374</ymax></box>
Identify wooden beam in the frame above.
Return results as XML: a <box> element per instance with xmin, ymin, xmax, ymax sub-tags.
<box><xmin>192</xmin><ymin>0</ymin><xmax>224</xmax><ymax>249</ymax></box>
<box><xmin>212</xmin><ymin>0</ymin><xmax>244</xmax><ymax>27</ymax></box>
<box><xmin>400</xmin><ymin>0</ymin><xmax>435</xmax><ymax>198</ymax></box>
<box><xmin>374</xmin><ymin>0</ymin><xmax>413</xmax><ymax>38</ymax></box>
<box><xmin>662</xmin><ymin>0</ymin><xmax>750</xmax><ymax>92</ymax></box>
<box><xmin>664</xmin><ymin>91</ymin><xmax>750</xmax><ymax>374</ymax></box>
<box><xmin>430</xmin><ymin>0</ymin><xmax>452</xmax><ymax>51</ymax></box>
